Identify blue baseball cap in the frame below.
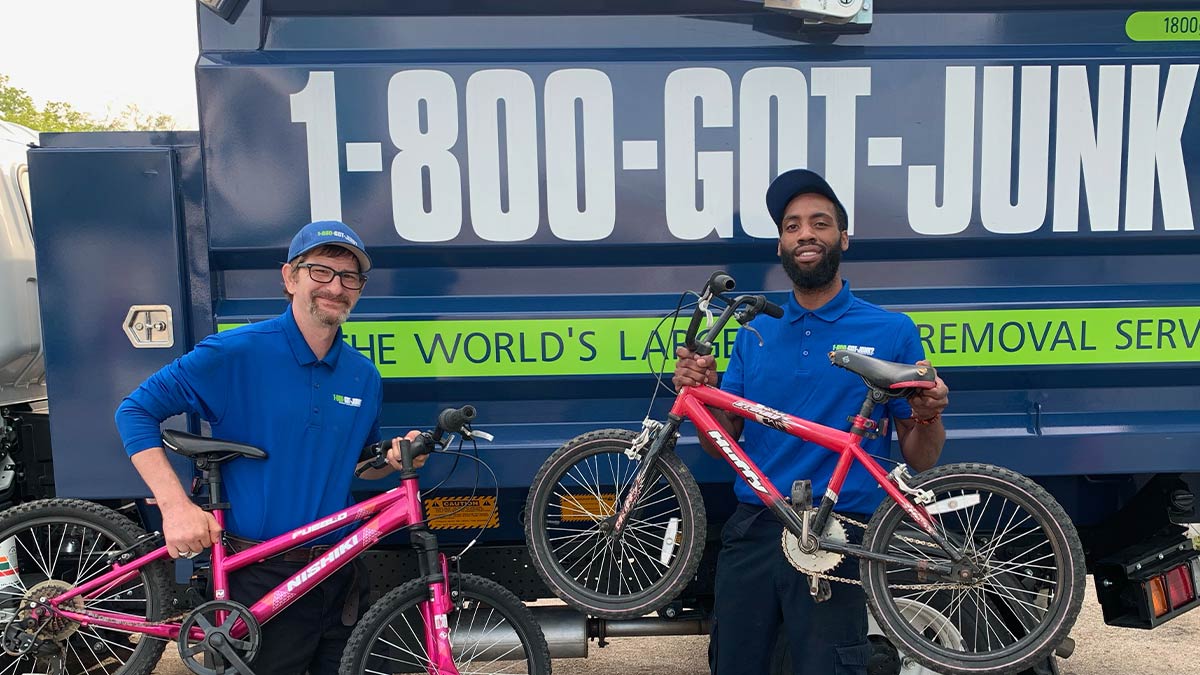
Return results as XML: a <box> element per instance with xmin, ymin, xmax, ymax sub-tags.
<box><xmin>287</xmin><ymin>220</ymin><xmax>372</xmax><ymax>272</ymax></box>
<box><xmin>765</xmin><ymin>169</ymin><xmax>848</xmax><ymax>231</ymax></box>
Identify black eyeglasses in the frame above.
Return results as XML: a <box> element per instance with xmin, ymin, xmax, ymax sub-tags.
<box><xmin>295</xmin><ymin>263</ymin><xmax>368</xmax><ymax>290</ymax></box>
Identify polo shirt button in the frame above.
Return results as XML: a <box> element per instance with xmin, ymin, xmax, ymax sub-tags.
<box><xmin>803</xmin><ymin>350</ymin><xmax>809</xmax><ymax>356</ymax></box>
<box><xmin>805</xmin><ymin>330</ymin><xmax>811</xmax><ymax>336</ymax></box>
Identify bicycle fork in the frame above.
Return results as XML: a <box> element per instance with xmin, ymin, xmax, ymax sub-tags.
<box><xmin>612</xmin><ymin>416</ymin><xmax>682</xmax><ymax>537</ymax></box>
<box><xmin>414</xmin><ymin>528</ymin><xmax>459</xmax><ymax>675</ymax></box>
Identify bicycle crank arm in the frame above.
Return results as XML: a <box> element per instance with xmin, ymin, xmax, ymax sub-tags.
<box><xmin>818</xmin><ymin>539</ymin><xmax>955</xmax><ymax>579</ymax></box>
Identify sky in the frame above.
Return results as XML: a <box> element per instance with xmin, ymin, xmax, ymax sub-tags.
<box><xmin>0</xmin><ymin>1</ymin><xmax>200</xmax><ymax>128</ymax></box>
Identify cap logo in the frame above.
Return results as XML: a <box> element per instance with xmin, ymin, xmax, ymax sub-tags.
<box><xmin>317</xmin><ymin>229</ymin><xmax>359</xmax><ymax>246</ymax></box>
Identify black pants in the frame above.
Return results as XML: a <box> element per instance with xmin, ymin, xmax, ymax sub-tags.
<box><xmin>228</xmin><ymin>558</ymin><xmax>369</xmax><ymax>675</ymax></box>
<box><xmin>708</xmin><ymin>504</ymin><xmax>872</xmax><ymax>675</ymax></box>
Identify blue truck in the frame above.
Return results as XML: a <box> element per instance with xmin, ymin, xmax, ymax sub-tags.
<box><xmin>3</xmin><ymin>1</ymin><xmax>1200</xmax><ymax>672</ymax></box>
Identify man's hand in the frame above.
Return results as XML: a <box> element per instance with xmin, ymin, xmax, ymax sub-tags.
<box><xmin>384</xmin><ymin>430</ymin><xmax>425</xmax><ymax>472</ymax></box>
<box><xmin>160</xmin><ymin>500</ymin><xmax>222</xmax><ymax>559</ymax></box>
<box><xmin>908</xmin><ymin>359</ymin><xmax>949</xmax><ymax>422</ymax></box>
<box><xmin>673</xmin><ymin>346</ymin><xmax>718</xmax><ymax>390</ymax></box>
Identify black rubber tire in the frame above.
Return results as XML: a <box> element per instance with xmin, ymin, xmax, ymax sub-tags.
<box><xmin>524</xmin><ymin>429</ymin><xmax>706</xmax><ymax>619</ymax></box>
<box><xmin>861</xmin><ymin>463</ymin><xmax>1085</xmax><ymax>675</ymax></box>
<box><xmin>0</xmin><ymin>498</ymin><xmax>171</xmax><ymax>675</ymax></box>
<box><xmin>338</xmin><ymin>572</ymin><xmax>551</xmax><ymax>674</ymax></box>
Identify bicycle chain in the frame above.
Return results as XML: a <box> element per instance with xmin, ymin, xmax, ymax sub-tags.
<box><xmin>63</xmin><ymin>605</ymin><xmax>187</xmax><ymax>631</ymax></box>
<box><xmin>797</xmin><ymin>512</ymin><xmax>967</xmax><ymax>592</ymax></box>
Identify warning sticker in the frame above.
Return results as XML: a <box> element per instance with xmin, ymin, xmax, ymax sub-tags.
<box><xmin>424</xmin><ymin>496</ymin><xmax>498</xmax><ymax>530</ymax></box>
<box><xmin>560</xmin><ymin>493</ymin><xmax>616</xmax><ymax>522</ymax></box>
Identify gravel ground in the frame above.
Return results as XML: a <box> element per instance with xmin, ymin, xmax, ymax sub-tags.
<box><xmin>153</xmin><ymin>578</ymin><xmax>1199</xmax><ymax>674</ymax></box>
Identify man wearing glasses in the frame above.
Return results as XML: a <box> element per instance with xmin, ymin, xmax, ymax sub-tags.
<box><xmin>115</xmin><ymin>220</ymin><xmax>415</xmax><ymax>674</ymax></box>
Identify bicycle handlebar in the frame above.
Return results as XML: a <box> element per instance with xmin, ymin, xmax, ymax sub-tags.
<box><xmin>684</xmin><ymin>272</ymin><xmax>783</xmax><ymax>356</ymax></box>
<box><xmin>356</xmin><ymin>405</ymin><xmax>477</xmax><ymax>476</ymax></box>
<box><xmin>436</xmin><ymin>405</ymin><xmax>476</xmax><ymax>437</ymax></box>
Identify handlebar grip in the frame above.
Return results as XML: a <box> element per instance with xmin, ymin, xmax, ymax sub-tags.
<box><xmin>762</xmin><ymin>300</ymin><xmax>784</xmax><ymax>319</ymax></box>
<box><xmin>437</xmin><ymin>405</ymin><xmax>477</xmax><ymax>433</ymax></box>
<box><xmin>707</xmin><ymin>271</ymin><xmax>735</xmax><ymax>296</ymax></box>
<box><xmin>684</xmin><ymin>310</ymin><xmax>713</xmax><ymax>356</ymax></box>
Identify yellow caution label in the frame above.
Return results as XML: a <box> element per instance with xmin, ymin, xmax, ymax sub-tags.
<box><xmin>560</xmin><ymin>493</ymin><xmax>616</xmax><ymax>522</ymax></box>
<box><xmin>424</xmin><ymin>496</ymin><xmax>498</xmax><ymax>530</ymax></box>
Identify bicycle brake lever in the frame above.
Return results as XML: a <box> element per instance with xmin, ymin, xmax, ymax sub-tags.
<box><xmin>462</xmin><ymin>428</ymin><xmax>495</xmax><ymax>442</ymax></box>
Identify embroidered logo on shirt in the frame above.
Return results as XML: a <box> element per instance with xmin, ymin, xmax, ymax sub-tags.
<box><xmin>333</xmin><ymin>394</ymin><xmax>362</xmax><ymax>407</ymax></box>
<box><xmin>832</xmin><ymin>343</ymin><xmax>876</xmax><ymax>356</ymax></box>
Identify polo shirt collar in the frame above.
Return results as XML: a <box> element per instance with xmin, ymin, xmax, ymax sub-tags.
<box><xmin>281</xmin><ymin>307</ymin><xmax>344</xmax><ymax>367</ymax></box>
<box><xmin>785</xmin><ymin>279</ymin><xmax>853</xmax><ymax>324</ymax></box>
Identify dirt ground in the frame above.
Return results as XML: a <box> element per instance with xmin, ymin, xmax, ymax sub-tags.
<box><xmin>153</xmin><ymin>578</ymin><xmax>1199</xmax><ymax>674</ymax></box>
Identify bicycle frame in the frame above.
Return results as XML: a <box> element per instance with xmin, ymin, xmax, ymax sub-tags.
<box><xmin>623</xmin><ymin>384</ymin><xmax>963</xmax><ymax>575</ymax></box>
<box><xmin>42</xmin><ymin>472</ymin><xmax>461</xmax><ymax>674</ymax></box>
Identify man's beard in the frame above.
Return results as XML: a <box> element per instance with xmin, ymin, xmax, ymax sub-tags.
<box><xmin>306</xmin><ymin>291</ymin><xmax>352</xmax><ymax>327</ymax></box>
<box><xmin>780</xmin><ymin>243</ymin><xmax>841</xmax><ymax>291</ymax></box>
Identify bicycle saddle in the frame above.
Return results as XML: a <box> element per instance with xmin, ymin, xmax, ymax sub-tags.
<box><xmin>828</xmin><ymin>349</ymin><xmax>936</xmax><ymax>397</ymax></box>
<box><xmin>162</xmin><ymin>429</ymin><xmax>268</xmax><ymax>462</ymax></box>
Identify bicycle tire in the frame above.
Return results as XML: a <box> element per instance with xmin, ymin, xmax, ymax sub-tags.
<box><xmin>861</xmin><ymin>463</ymin><xmax>1085</xmax><ymax>675</ymax></box>
<box><xmin>525</xmin><ymin>429</ymin><xmax>706</xmax><ymax>619</ymax></box>
<box><xmin>338</xmin><ymin>572</ymin><xmax>551</xmax><ymax>674</ymax></box>
<box><xmin>0</xmin><ymin>498</ymin><xmax>171</xmax><ymax>675</ymax></box>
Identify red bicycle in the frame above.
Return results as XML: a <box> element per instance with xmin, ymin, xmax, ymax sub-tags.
<box><xmin>0</xmin><ymin>406</ymin><xmax>550</xmax><ymax>675</ymax></box>
<box><xmin>525</xmin><ymin>273</ymin><xmax>1084</xmax><ymax>675</ymax></box>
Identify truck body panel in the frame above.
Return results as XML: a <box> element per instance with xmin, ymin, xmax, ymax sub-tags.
<box><xmin>11</xmin><ymin>0</ymin><xmax>1200</xmax><ymax>633</ymax></box>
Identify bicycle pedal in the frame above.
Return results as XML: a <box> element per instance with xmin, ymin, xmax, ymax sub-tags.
<box><xmin>808</xmin><ymin>575</ymin><xmax>831</xmax><ymax>603</ymax></box>
<box><xmin>790</xmin><ymin>480</ymin><xmax>812</xmax><ymax>510</ymax></box>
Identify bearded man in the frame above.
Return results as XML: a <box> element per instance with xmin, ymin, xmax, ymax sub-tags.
<box><xmin>672</xmin><ymin>170</ymin><xmax>950</xmax><ymax>675</ymax></box>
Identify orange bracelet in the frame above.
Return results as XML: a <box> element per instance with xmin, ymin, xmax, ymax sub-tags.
<box><xmin>912</xmin><ymin>412</ymin><xmax>941</xmax><ymax>426</ymax></box>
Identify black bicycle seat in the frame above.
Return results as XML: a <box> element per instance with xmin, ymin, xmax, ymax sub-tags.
<box><xmin>162</xmin><ymin>430</ymin><xmax>267</xmax><ymax>462</ymax></box>
<box><xmin>828</xmin><ymin>350</ymin><xmax>936</xmax><ymax>396</ymax></box>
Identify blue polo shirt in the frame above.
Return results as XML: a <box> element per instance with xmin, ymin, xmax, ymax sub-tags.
<box><xmin>720</xmin><ymin>281</ymin><xmax>924</xmax><ymax>514</ymax></box>
<box><xmin>116</xmin><ymin>308</ymin><xmax>382</xmax><ymax>541</ymax></box>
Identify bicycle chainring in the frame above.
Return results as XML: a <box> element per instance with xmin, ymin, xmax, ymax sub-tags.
<box><xmin>177</xmin><ymin>600</ymin><xmax>261</xmax><ymax>675</ymax></box>
<box><xmin>781</xmin><ymin>516</ymin><xmax>847</xmax><ymax>574</ymax></box>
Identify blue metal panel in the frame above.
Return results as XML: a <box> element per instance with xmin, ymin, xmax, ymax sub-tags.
<box><xmin>28</xmin><ymin>148</ymin><xmax>191</xmax><ymax>499</ymax></box>
<box><xmin>21</xmin><ymin>3</ymin><xmax>1184</xmax><ymax>530</ymax></box>
<box><xmin>190</xmin><ymin>4</ymin><xmax>1200</xmax><ymax>505</ymax></box>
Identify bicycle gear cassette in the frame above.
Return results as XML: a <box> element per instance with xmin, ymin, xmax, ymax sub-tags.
<box><xmin>782</xmin><ymin>517</ymin><xmax>847</xmax><ymax>574</ymax></box>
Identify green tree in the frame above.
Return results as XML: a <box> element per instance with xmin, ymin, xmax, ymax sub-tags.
<box><xmin>0</xmin><ymin>73</ymin><xmax>176</xmax><ymax>132</ymax></box>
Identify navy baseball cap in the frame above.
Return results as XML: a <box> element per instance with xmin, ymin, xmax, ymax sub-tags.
<box><xmin>765</xmin><ymin>169</ymin><xmax>848</xmax><ymax>231</ymax></box>
<box><xmin>287</xmin><ymin>220</ymin><xmax>372</xmax><ymax>272</ymax></box>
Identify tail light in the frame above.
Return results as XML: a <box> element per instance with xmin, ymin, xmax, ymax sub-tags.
<box><xmin>1096</xmin><ymin>536</ymin><xmax>1200</xmax><ymax>628</ymax></box>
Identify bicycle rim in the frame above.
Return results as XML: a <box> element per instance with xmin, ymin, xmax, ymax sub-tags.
<box><xmin>350</xmin><ymin>577</ymin><xmax>546</xmax><ymax>673</ymax></box>
<box><xmin>530</xmin><ymin>433</ymin><xmax>703</xmax><ymax>615</ymax></box>
<box><xmin>863</xmin><ymin>465</ymin><xmax>1083</xmax><ymax>673</ymax></box>
<box><xmin>0</xmin><ymin>510</ymin><xmax>166</xmax><ymax>675</ymax></box>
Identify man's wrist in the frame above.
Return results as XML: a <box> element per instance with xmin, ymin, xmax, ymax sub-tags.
<box><xmin>911</xmin><ymin>412</ymin><xmax>941</xmax><ymax>426</ymax></box>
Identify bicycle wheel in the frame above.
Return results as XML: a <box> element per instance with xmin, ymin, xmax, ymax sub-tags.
<box><xmin>525</xmin><ymin>429</ymin><xmax>706</xmax><ymax>619</ymax></box>
<box><xmin>861</xmin><ymin>463</ymin><xmax>1085</xmax><ymax>675</ymax></box>
<box><xmin>339</xmin><ymin>572</ymin><xmax>550</xmax><ymax>674</ymax></box>
<box><xmin>0</xmin><ymin>498</ymin><xmax>171</xmax><ymax>675</ymax></box>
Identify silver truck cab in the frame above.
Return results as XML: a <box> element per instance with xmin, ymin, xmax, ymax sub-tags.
<box><xmin>0</xmin><ymin>120</ymin><xmax>43</xmax><ymax>408</ymax></box>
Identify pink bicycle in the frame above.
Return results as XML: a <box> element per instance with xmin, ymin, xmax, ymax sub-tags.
<box><xmin>525</xmin><ymin>273</ymin><xmax>1084</xmax><ymax>675</ymax></box>
<box><xmin>0</xmin><ymin>406</ymin><xmax>550</xmax><ymax>675</ymax></box>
